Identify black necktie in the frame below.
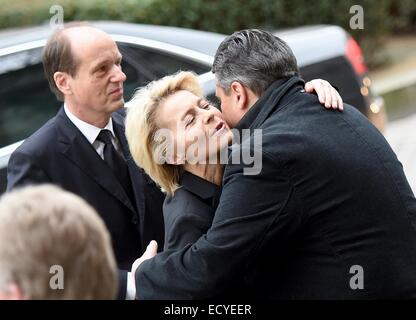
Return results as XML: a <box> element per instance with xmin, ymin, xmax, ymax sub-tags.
<box><xmin>96</xmin><ymin>129</ymin><xmax>135</xmax><ymax>207</ymax></box>
<box><xmin>97</xmin><ymin>129</ymin><xmax>127</xmax><ymax>176</ymax></box>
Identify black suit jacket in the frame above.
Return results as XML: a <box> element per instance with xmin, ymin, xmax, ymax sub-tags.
<box><xmin>136</xmin><ymin>76</ymin><xmax>416</xmax><ymax>299</ymax></box>
<box><xmin>163</xmin><ymin>171</ymin><xmax>221</xmax><ymax>251</ymax></box>
<box><xmin>7</xmin><ymin>107</ymin><xmax>165</xmax><ymax>298</ymax></box>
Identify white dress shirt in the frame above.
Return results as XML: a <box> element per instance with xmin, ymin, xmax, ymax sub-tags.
<box><xmin>64</xmin><ymin>104</ymin><xmax>120</xmax><ymax>159</ymax></box>
<box><xmin>64</xmin><ymin>104</ymin><xmax>136</xmax><ymax>300</ymax></box>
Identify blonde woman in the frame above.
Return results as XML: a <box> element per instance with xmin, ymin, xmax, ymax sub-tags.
<box><xmin>125</xmin><ymin>71</ymin><xmax>342</xmax><ymax>253</ymax></box>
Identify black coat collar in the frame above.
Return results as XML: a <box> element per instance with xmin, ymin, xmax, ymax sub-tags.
<box><xmin>235</xmin><ymin>76</ymin><xmax>305</xmax><ymax>132</ymax></box>
<box><xmin>180</xmin><ymin>171</ymin><xmax>222</xmax><ymax>209</ymax></box>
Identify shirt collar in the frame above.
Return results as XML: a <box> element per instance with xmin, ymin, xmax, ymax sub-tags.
<box><xmin>64</xmin><ymin>104</ymin><xmax>115</xmax><ymax>144</ymax></box>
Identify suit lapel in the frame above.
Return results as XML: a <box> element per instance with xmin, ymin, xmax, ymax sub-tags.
<box><xmin>112</xmin><ymin>112</ymin><xmax>147</xmax><ymax>233</ymax></box>
<box><xmin>55</xmin><ymin>108</ymin><xmax>136</xmax><ymax>215</ymax></box>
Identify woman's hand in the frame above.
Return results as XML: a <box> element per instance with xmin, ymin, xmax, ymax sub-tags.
<box><xmin>305</xmin><ymin>79</ymin><xmax>344</xmax><ymax>111</ymax></box>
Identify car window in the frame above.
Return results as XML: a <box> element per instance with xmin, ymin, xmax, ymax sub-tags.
<box><xmin>300</xmin><ymin>56</ymin><xmax>366</xmax><ymax>114</ymax></box>
<box><xmin>0</xmin><ymin>43</ymin><xmax>211</xmax><ymax>149</ymax></box>
<box><xmin>118</xmin><ymin>42</ymin><xmax>211</xmax><ymax>100</ymax></box>
<box><xmin>0</xmin><ymin>47</ymin><xmax>60</xmax><ymax>148</ymax></box>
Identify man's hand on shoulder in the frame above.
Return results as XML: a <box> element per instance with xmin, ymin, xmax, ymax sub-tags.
<box><xmin>305</xmin><ymin>79</ymin><xmax>344</xmax><ymax>111</ymax></box>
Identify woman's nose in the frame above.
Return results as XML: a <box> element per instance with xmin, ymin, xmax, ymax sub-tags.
<box><xmin>202</xmin><ymin>109</ymin><xmax>214</xmax><ymax>124</ymax></box>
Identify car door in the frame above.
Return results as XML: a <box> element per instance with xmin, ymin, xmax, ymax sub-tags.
<box><xmin>0</xmin><ymin>46</ymin><xmax>61</xmax><ymax>192</ymax></box>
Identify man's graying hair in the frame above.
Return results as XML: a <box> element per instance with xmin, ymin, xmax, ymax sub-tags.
<box><xmin>212</xmin><ymin>29</ymin><xmax>299</xmax><ymax>96</ymax></box>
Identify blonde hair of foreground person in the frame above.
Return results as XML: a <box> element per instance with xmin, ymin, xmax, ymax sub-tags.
<box><xmin>125</xmin><ymin>71</ymin><xmax>203</xmax><ymax>195</ymax></box>
<box><xmin>0</xmin><ymin>184</ymin><xmax>118</xmax><ymax>300</ymax></box>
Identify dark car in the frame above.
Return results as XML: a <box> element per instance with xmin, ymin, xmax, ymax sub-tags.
<box><xmin>0</xmin><ymin>21</ymin><xmax>385</xmax><ymax>193</ymax></box>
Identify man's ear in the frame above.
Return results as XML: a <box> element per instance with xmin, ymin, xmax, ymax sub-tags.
<box><xmin>229</xmin><ymin>81</ymin><xmax>247</xmax><ymax>111</ymax></box>
<box><xmin>53</xmin><ymin>71</ymin><xmax>72</xmax><ymax>96</ymax></box>
<box><xmin>230</xmin><ymin>81</ymin><xmax>258</xmax><ymax>112</ymax></box>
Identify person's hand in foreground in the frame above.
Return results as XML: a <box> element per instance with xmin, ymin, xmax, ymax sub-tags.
<box><xmin>131</xmin><ymin>240</ymin><xmax>158</xmax><ymax>282</ymax></box>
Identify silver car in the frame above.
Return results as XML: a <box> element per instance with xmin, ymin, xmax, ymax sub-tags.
<box><xmin>0</xmin><ymin>21</ymin><xmax>385</xmax><ymax>192</ymax></box>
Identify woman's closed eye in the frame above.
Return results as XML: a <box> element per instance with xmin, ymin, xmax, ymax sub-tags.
<box><xmin>185</xmin><ymin>116</ymin><xmax>195</xmax><ymax>127</ymax></box>
<box><xmin>199</xmin><ymin>102</ymin><xmax>211</xmax><ymax>110</ymax></box>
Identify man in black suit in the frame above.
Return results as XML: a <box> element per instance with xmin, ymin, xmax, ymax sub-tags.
<box><xmin>7</xmin><ymin>23</ymin><xmax>164</xmax><ymax>299</ymax></box>
<box><xmin>133</xmin><ymin>29</ymin><xmax>416</xmax><ymax>299</ymax></box>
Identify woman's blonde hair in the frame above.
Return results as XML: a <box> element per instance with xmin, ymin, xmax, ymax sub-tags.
<box><xmin>125</xmin><ymin>71</ymin><xmax>203</xmax><ymax>195</ymax></box>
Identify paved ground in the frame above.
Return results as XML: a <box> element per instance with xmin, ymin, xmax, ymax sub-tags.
<box><xmin>385</xmin><ymin>115</ymin><xmax>416</xmax><ymax>194</ymax></box>
<box><xmin>369</xmin><ymin>35</ymin><xmax>416</xmax><ymax>194</ymax></box>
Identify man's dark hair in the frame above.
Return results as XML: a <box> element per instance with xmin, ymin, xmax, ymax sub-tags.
<box><xmin>212</xmin><ymin>29</ymin><xmax>300</xmax><ymax>97</ymax></box>
<box><xmin>42</xmin><ymin>22</ymin><xmax>89</xmax><ymax>101</ymax></box>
